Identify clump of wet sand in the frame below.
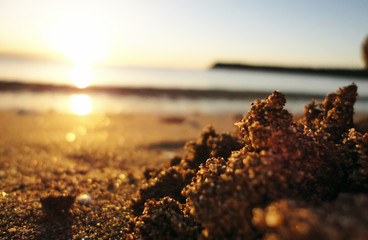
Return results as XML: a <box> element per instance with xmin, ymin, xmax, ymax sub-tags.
<box><xmin>129</xmin><ymin>83</ymin><xmax>368</xmax><ymax>239</ymax></box>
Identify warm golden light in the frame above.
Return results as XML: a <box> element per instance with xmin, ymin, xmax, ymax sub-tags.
<box><xmin>48</xmin><ymin>16</ymin><xmax>106</xmax><ymax>88</ymax></box>
<box><xmin>48</xmin><ymin>16</ymin><xmax>107</xmax><ymax>64</ymax></box>
<box><xmin>70</xmin><ymin>63</ymin><xmax>93</xmax><ymax>88</ymax></box>
<box><xmin>70</xmin><ymin>94</ymin><xmax>93</xmax><ymax>115</ymax></box>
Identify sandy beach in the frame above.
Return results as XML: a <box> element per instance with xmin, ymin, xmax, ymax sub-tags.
<box><xmin>1</xmin><ymin>0</ymin><xmax>367</xmax><ymax>238</ymax></box>
<box><xmin>1</xmin><ymin>84</ymin><xmax>368</xmax><ymax>239</ymax></box>
<box><xmin>0</xmin><ymin>110</ymin><xmax>238</xmax><ymax>239</ymax></box>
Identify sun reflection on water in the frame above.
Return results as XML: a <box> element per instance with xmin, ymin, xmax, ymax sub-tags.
<box><xmin>70</xmin><ymin>63</ymin><xmax>94</xmax><ymax>88</ymax></box>
<box><xmin>70</xmin><ymin>94</ymin><xmax>93</xmax><ymax>115</ymax></box>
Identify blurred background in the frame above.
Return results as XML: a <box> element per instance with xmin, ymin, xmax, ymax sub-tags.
<box><xmin>1</xmin><ymin>0</ymin><xmax>368</xmax><ymax>115</ymax></box>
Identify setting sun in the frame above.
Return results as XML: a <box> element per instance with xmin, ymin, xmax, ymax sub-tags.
<box><xmin>48</xmin><ymin>15</ymin><xmax>107</xmax><ymax>64</ymax></box>
<box><xmin>70</xmin><ymin>94</ymin><xmax>93</xmax><ymax>115</ymax></box>
<box><xmin>48</xmin><ymin>15</ymin><xmax>107</xmax><ymax>88</ymax></box>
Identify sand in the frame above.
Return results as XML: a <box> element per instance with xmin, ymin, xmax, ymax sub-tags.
<box><xmin>1</xmin><ymin>85</ymin><xmax>368</xmax><ymax>239</ymax></box>
<box><xmin>0</xmin><ymin>110</ymin><xmax>237</xmax><ymax>239</ymax></box>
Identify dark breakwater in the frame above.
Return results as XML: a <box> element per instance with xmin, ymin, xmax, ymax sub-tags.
<box><xmin>212</xmin><ymin>63</ymin><xmax>368</xmax><ymax>79</ymax></box>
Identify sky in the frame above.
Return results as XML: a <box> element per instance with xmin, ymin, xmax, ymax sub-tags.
<box><xmin>0</xmin><ymin>0</ymin><xmax>367</xmax><ymax>69</ymax></box>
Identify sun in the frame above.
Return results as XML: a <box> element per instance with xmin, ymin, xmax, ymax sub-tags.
<box><xmin>49</xmin><ymin>16</ymin><xmax>107</xmax><ymax>64</ymax></box>
<box><xmin>48</xmin><ymin>15</ymin><xmax>108</xmax><ymax>88</ymax></box>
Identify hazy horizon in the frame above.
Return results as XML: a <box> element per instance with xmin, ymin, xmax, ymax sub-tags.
<box><xmin>1</xmin><ymin>1</ymin><xmax>368</xmax><ymax>70</ymax></box>
<box><xmin>1</xmin><ymin>52</ymin><xmax>367</xmax><ymax>72</ymax></box>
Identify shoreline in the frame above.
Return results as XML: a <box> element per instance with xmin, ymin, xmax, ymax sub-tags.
<box><xmin>2</xmin><ymin>80</ymin><xmax>368</xmax><ymax>101</ymax></box>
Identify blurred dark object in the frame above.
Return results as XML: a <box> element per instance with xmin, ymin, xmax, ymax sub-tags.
<box><xmin>363</xmin><ymin>36</ymin><xmax>368</xmax><ymax>70</ymax></box>
<box><xmin>160</xmin><ymin>116</ymin><xmax>185</xmax><ymax>124</ymax></box>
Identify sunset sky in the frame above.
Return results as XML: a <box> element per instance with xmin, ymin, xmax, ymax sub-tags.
<box><xmin>0</xmin><ymin>0</ymin><xmax>367</xmax><ymax>69</ymax></box>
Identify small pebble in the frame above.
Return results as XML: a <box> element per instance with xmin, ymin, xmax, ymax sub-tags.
<box><xmin>76</xmin><ymin>194</ymin><xmax>92</xmax><ymax>206</ymax></box>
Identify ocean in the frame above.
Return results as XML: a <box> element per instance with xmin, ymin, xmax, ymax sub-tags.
<box><xmin>1</xmin><ymin>57</ymin><xmax>367</xmax><ymax>115</ymax></box>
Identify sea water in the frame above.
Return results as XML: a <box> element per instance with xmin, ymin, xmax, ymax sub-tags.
<box><xmin>0</xmin><ymin>57</ymin><xmax>367</xmax><ymax>114</ymax></box>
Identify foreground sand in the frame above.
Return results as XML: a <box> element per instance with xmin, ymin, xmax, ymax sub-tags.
<box><xmin>0</xmin><ymin>110</ymin><xmax>238</xmax><ymax>239</ymax></box>
<box><xmin>1</xmin><ymin>98</ymin><xmax>368</xmax><ymax>239</ymax></box>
